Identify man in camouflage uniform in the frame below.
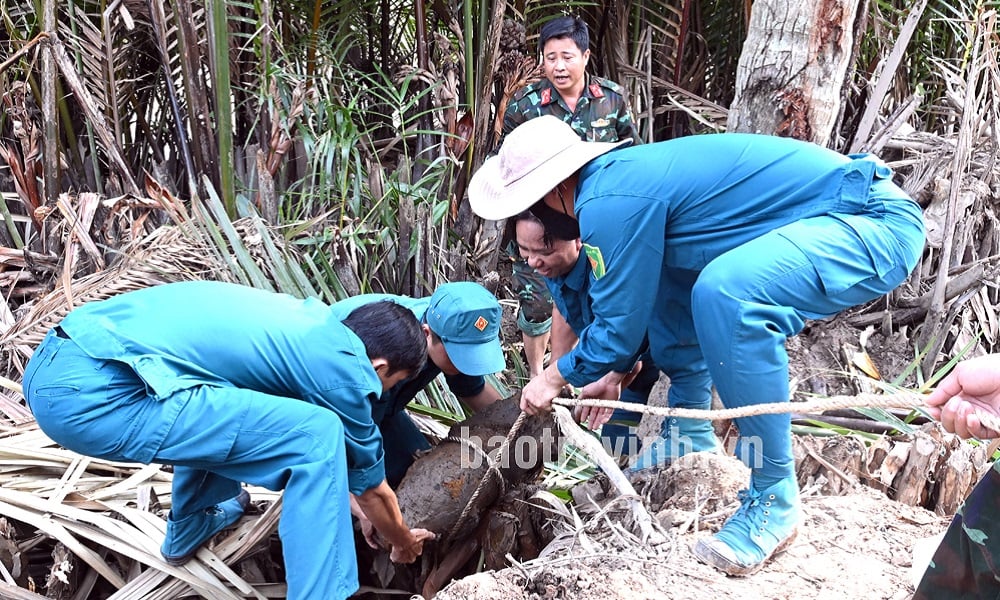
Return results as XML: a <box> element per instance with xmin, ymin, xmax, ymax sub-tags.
<box><xmin>496</xmin><ymin>15</ymin><xmax>640</xmax><ymax>378</ymax></box>
<box><xmin>915</xmin><ymin>353</ymin><xmax>1000</xmax><ymax>599</ymax></box>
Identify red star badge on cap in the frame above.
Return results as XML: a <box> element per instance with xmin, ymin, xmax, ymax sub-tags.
<box><xmin>474</xmin><ymin>316</ymin><xmax>488</xmax><ymax>331</ymax></box>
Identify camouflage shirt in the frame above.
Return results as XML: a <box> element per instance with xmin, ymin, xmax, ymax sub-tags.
<box><xmin>498</xmin><ymin>75</ymin><xmax>640</xmax><ymax>149</ymax></box>
<box><xmin>913</xmin><ymin>460</ymin><xmax>1000</xmax><ymax>599</ymax></box>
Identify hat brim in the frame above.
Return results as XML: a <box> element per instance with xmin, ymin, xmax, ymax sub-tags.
<box><xmin>469</xmin><ymin>139</ymin><xmax>630</xmax><ymax>221</ymax></box>
<box><xmin>442</xmin><ymin>337</ymin><xmax>507</xmax><ymax>377</ymax></box>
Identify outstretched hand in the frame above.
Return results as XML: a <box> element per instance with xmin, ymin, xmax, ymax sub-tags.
<box><xmin>925</xmin><ymin>354</ymin><xmax>1000</xmax><ymax>439</ymax></box>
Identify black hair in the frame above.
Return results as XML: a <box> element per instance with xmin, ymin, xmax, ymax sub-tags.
<box><xmin>528</xmin><ymin>200</ymin><xmax>581</xmax><ymax>241</ymax></box>
<box><xmin>511</xmin><ymin>209</ymin><xmax>581</xmax><ymax>248</ymax></box>
<box><xmin>343</xmin><ymin>300</ymin><xmax>427</xmax><ymax>376</ymax></box>
<box><xmin>538</xmin><ymin>16</ymin><xmax>589</xmax><ymax>55</ymax></box>
<box><xmin>510</xmin><ymin>210</ymin><xmax>553</xmax><ymax>248</ymax></box>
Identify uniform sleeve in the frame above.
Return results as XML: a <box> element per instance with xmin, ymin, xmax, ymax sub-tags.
<box><xmin>617</xmin><ymin>109</ymin><xmax>640</xmax><ymax>145</ymax></box>
<box><xmin>444</xmin><ymin>372</ymin><xmax>487</xmax><ymax>399</ymax></box>
<box><xmin>496</xmin><ymin>96</ymin><xmax>529</xmax><ymax>151</ymax></box>
<box><xmin>612</xmin><ymin>95</ymin><xmax>641</xmax><ymax>145</ymax></box>
<box><xmin>556</xmin><ymin>192</ymin><xmax>666</xmax><ymax>386</ymax></box>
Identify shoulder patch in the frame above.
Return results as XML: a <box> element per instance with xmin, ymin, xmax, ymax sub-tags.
<box><xmin>588</xmin><ymin>82</ymin><xmax>604</xmax><ymax>99</ymax></box>
<box><xmin>582</xmin><ymin>244</ymin><xmax>606</xmax><ymax>279</ymax></box>
<box><xmin>594</xmin><ymin>76</ymin><xmax>625</xmax><ymax>94</ymax></box>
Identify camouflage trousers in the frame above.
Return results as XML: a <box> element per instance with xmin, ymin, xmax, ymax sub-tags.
<box><xmin>507</xmin><ymin>241</ymin><xmax>553</xmax><ymax>336</ymax></box>
<box><xmin>913</xmin><ymin>461</ymin><xmax>1000</xmax><ymax>599</ymax></box>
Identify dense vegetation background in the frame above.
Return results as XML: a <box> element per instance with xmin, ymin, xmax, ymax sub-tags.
<box><xmin>0</xmin><ymin>2</ymin><xmax>998</xmax><ymax>597</ymax></box>
<box><xmin>1</xmin><ymin>0</ymin><xmax>998</xmax><ymax>380</ymax></box>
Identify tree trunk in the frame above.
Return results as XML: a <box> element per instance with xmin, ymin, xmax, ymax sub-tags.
<box><xmin>726</xmin><ymin>0</ymin><xmax>862</xmax><ymax>146</ymax></box>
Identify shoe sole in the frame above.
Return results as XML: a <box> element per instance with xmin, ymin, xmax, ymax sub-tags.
<box><xmin>693</xmin><ymin>528</ymin><xmax>798</xmax><ymax>577</ymax></box>
<box><xmin>162</xmin><ymin>489</ymin><xmax>251</xmax><ymax>566</ymax></box>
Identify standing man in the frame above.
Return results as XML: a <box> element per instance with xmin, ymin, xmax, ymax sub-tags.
<box><xmin>21</xmin><ymin>281</ymin><xmax>435</xmax><ymax>599</ymax></box>
<box><xmin>330</xmin><ymin>281</ymin><xmax>506</xmax><ymax>488</ymax></box>
<box><xmin>499</xmin><ymin>16</ymin><xmax>640</xmax><ymax>146</ymax></box>
<box><xmin>469</xmin><ymin>116</ymin><xmax>925</xmax><ymax>576</ymax></box>
<box><xmin>496</xmin><ymin>15</ymin><xmax>641</xmax><ymax>379</ymax></box>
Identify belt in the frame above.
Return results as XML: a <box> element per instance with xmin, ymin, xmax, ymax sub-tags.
<box><xmin>54</xmin><ymin>326</ymin><xmax>69</xmax><ymax>339</ymax></box>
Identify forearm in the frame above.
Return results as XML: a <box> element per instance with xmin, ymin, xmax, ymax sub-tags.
<box><xmin>355</xmin><ymin>481</ymin><xmax>416</xmax><ymax>550</ymax></box>
<box><xmin>461</xmin><ymin>383</ymin><xmax>503</xmax><ymax>413</ymax></box>
<box><xmin>549</xmin><ymin>305</ymin><xmax>578</xmax><ymax>360</ymax></box>
<box><xmin>545</xmin><ymin>361</ymin><xmax>570</xmax><ymax>391</ymax></box>
<box><xmin>349</xmin><ymin>494</ymin><xmax>363</xmax><ymax>518</ymax></box>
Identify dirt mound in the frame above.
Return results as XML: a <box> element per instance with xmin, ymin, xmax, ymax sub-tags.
<box><xmin>434</xmin><ymin>453</ymin><xmax>949</xmax><ymax>600</ymax></box>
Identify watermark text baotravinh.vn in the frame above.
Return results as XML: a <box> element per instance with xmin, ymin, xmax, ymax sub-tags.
<box><xmin>454</xmin><ymin>426</ymin><xmax>764</xmax><ymax>470</ymax></box>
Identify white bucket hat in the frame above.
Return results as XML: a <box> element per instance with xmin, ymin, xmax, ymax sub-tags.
<box><xmin>468</xmin><ymin>115</ymin><xmax>630</xmax><ymax>220</ymax></box>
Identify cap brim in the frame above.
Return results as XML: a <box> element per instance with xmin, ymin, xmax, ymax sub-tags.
<box><xmin>469</xmin><ymin>139</ymin><xmax>630</xmax><ymax>221</ymax></box>
<box><xmin>443</xmin><ymin>338</ymin><xmax>506</xmax><ymax>376</ymax></box>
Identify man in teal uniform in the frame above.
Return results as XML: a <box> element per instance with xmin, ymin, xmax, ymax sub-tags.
<box><xmin>21</xmin><ymin>281</ymin><xmax>435</xmax><ymax>599</ymax></box>
<box><xmin>511</xmin><ymin>210</ymin><xmax>718</xmax><ymax>459</ymax></box>
<box><xmin>469</xmin><ymin>116</ymin><xmax>925</xmax><ymax>576</ymax></box>
<box><xmin>497</xmin><ymin>15</ymin><xmax>641</xmax><ymax>380</ymax></box>
<box><xmin>511</xmin><ymin>182</ymin><xmax>720</xmax><ymax>464</ymax></box>
<box><xmin>329</xmin><ymin>281</ymin><xmax>505</xmax><ymax>489</ymax></box>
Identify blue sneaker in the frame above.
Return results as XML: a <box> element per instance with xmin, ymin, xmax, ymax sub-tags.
<box><xmin>629</xmin><ymin>417</ymin><xmax>721</xmax><ymax>471</ymax></box>
<box><xmin>161</xmin><ymin>489</ymin><xmax>251</xmax><ymax>566</ymax></box>
<box><xmin>693</xmin><ymin>475</ymin><xmax>800</xmax><ymax>576</ymax></box>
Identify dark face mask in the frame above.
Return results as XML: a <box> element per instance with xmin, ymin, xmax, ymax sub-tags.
<box><xmin>528</xmin><ymin>198</ymin><xmax>580</xmax><ymax>240</ymax></box>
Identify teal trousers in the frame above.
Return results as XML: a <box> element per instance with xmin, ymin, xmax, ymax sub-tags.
<box><xmin>24</xmin><ymin>330</ymin><xmax>359</xmax><ymax>599</ymax></box>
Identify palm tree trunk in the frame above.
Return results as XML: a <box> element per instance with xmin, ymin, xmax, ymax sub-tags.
<box><xmin>726</xmin><ymin>0</ymin><xmax>864</xmax><ymax>146</ymax></box>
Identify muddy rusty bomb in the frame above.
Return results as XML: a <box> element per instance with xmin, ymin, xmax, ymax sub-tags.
<box><xmin>395</xmin><ymin>392</ymin><xmax>561</xmax><ymax>538</ymax></box>
<box><xmin>361</xmin><ymin>392</ymin><xmax>562</xmax><ymax>596</ymax></box>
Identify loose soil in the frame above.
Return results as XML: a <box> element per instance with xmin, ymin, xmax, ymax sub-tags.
<box><xmin>462</xmin><ymin>286</ymin><xmax>955</xmax><ymax>600</ymax></box>
<box><xmin>433</xmin><ymin>454</ymin><xmax>948</xmax><ymax>600</ymax></box>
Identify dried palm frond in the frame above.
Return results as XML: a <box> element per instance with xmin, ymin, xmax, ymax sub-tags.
<box><xmin>0</xmin><ymin>224</ymin><xmax>234</xmax><ymax>378</ymax></box>
<box><xmin>0</xmin><ymin>183</ymin><xmax>310</xmax><ymax>381</ymax></box>
<box><xmin>0</xmin><ymin>193</ymin><xmax>309</xmax><ymax>596</ymax></box>
<box><xmin>0</xmin><ymin>421</ymin><xmax>282</xmax><ymax>598</ymax></box>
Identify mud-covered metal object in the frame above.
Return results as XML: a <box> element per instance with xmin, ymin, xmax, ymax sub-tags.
<box><xmin>395</xmin><ymin>392</ymin><xmax>560</xmax><ymax>539</ymax></box>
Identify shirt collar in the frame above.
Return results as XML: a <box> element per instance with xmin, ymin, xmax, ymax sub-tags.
<box><xmin>553</xmin><ymin>253</ymin><xmax>590</xmax><ymax>292</ymax></box>
<box><xmin>539</xmin><ymin>75</ymin><xmax>597</xmax><ymax>107</ymax></box>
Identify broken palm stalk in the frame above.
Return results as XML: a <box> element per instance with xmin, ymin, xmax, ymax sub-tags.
<box><xmin>550</xmin><ymin>405</ymin><xmax>665</xmax><ymax>545</ymax></box>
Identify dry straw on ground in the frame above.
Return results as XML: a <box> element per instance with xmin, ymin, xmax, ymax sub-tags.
<box><xmin>0</xmin><ymin>211</ymin><xmax>292</xmax><ymax>598</ymax></box>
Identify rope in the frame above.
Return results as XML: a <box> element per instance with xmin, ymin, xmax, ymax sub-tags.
<box><xmin>443</xmin><ymin>435</ymin><xmax>496</xmax><ymax>469</ymax></box>
<box><xmin>439</xmin><ymin>392</ymin><xmax>998</xmax><ymax>541</ymax></box>
<box><xmin>552</xmin><ymin>391</ymin><xmax>1000</xmax><ymax>434</ymax></box>
<box><xmin>445</xmin><ymin>410</ymin><xmax>529</xmax><ymax>541</ymax></box>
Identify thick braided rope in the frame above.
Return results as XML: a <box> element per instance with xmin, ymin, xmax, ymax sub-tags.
<box><xmin>552</xmin><ymin>391</ymin><xmax>1000</xmax><ymax>434</ymax></box>
<box><xmin>445</xmin><ymin>410</ymin><xmax>529</xmax><ymax>541</ymax></box>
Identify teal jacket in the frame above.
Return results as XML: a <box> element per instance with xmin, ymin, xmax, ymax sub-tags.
<box><xmin>557</xmin><ymin>133</ymin><xmax>924</xmax><ymax>386</ymax></box>
<box><xmin>58</xmin><ymin>280</ymin><xmax>387</xmax><ymax>494</ymax></box>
